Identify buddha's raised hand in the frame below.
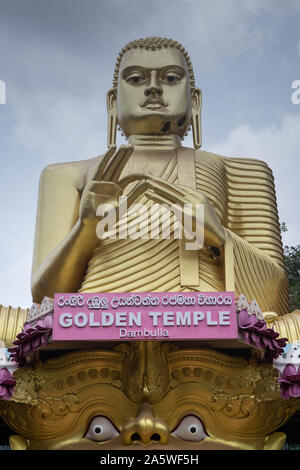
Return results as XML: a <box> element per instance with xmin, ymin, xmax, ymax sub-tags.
<box><xmin>79</xmin><ymin>145</ymin><xmax>134</xmax><ymax>226</ymax></box>
<box><xmin>119</xmin><ymin>174</ymin><xmax>226</xmax><ymax>249</ymax></box>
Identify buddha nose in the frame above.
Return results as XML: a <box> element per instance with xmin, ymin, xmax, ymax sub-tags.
<box><xmin>144</xmin><ymin>71</ymin><xmax>162</xmax><ymax>96</ymax></box>
<box><xmin>121</xmin><ymin>403</ymin><xmax>169</xmax><ymax>445</ymax></box>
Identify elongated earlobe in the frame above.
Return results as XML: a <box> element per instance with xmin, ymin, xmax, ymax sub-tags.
<box><xmin>106</xmin><ymin>89</ymin><xmax>117</xmax><ymax>148</ymax></box>
<box><xmin>191</xmin><ymin>88</ymin><xmax>202</xmax><ymax>149</ymax></box>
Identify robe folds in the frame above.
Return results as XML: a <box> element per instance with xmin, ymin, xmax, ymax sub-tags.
<box><xmin>79</xmin><ymin>148</ymin><xmax>289</xmax><ymax>316</ymax></box>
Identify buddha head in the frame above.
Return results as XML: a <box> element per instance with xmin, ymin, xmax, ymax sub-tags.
<box><xmin>107</xmin><ymin>37</ymin><xmax>202</xmax><ymax>148</ymax></box>
<box><xmin>1</xmin><ymin>341</ymin><xmax>298</xmax><ymax>450</ymax></box>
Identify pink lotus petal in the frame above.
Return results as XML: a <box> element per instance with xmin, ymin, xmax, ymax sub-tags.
<box><xmin>238</xmin><ymin>309</ymin><xmax>287</xmax><ymax>359</ymax></box>
<box><xmin>0</xmin><ymin>385</ymin><xmax>9</xmax><ymax>397</ymax></box>
<box><xmin>0</xmin><ymin>368</ymin><xmax>16</xmax><ymax>401</ymax></box>
<box><xmin>8</xmin><ymin>314</ymin><xmax>53</xmax><ymax>364</ymax></box>
<box><xmin>263</xmin><ymin>337</ymin><xmax>275</xmax><ymax>349</ymax></box>
<box><xmin>22</xmin><ymin>342</ymin><xmax>33</xmax><ymax>354</ymax></box>
<box><xmin>31</xmin><ymin>336</ymin><xmax>42</xmax><ymax>349</ymax></box>
<box><xmin>289</xmin><ymin>384</ymin><xmax>300</xmax><ymax>396</ymax></box>
<box><xmin>278</xmin><ymin>364</ymin><xmax>300</xmax><ymax>399</ymax></box>
<box><xmin>0</xmin><ymin>367</ymin><xmax>14</xmax><ymax>383</ymax></box>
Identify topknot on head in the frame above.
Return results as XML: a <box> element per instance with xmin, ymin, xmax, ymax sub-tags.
<box><xmin>113</xmin><ymin>36</ymin><xmax>195</xmax><ymax>90</ymax></box>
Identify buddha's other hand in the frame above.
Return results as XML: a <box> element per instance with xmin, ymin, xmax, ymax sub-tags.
<box><xmin>123</xmin><ymin>174</ymin><xmax>226</xmax><ymax>248</ymax></box>
<box><xmin>79</xmin><ymin>145</ymin><xmax>135</xmax><ymax>226</ymax></box>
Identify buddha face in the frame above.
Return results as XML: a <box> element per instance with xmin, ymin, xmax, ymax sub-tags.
<box><xmin>109</xmin><ymin>47</ymin><xmax>201</xmax><ymax>138</ymax></box>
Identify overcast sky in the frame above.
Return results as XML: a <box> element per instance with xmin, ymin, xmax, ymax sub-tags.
<box><xmin>0</xmin><ymin>0</ymin><xmax>299</xmax><ymax>308</ymax></box>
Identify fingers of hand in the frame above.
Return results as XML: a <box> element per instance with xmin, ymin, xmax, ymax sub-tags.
<box><xmin>145</xmin><ymin>175</ymin><xmax>206</xmax><ymax>205</ymax></box>
<box><xmin>145</xmin><ymin>181</ymin><xmax>184</xmax><ymax>206</ymax></box>
<box><xmin>144</xmin><ymin>175</ymin><xmax>202</xmax><ymax>202</ymax></box>
<box><xmin>147</xmin><ymin>188</ymin><xmax>225</xmax><ymax>247</ymax></box>
<box><xmin>145</xmin><ymin>189</ymin><xmax>178</xmax><ymax>208</ymax></box>
<box><xmin>118</xmin><ymin>173</ymin><xmax>146</xmax><ymax>190</ymax></box>
<box><xmin>91</xmin><ymin>145</ymin><xmax>134</xmax><ymax>183</ymax></box>
<box><xmin>85</xmin><ymin>180</ymin><xmax>122</xmax><ymax>196</ymax></box>
<box><xmin>118</xmin><ymin>174</ymin><xmax>204</xmax><ymax>208</ymax></box>
<box><xmin>126</xmin><ymin>179</ymin><xmax>181</xmax><ymax>207</ymax></box>
<box><xmin>102</xmin><ymin>145</ymin><xmax>134</xmax><ymax>182</ymax></box>
<box><xmin>126</xmin><ymin>179</ymin><xmax>149</xmax><ymax>206</ymax></box>
<box><xmin>92</xmin><ymin>146</ymin><xmax>117</xmax><ymax>181</ymax></box>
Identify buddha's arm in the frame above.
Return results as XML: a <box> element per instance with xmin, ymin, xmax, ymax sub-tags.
<box><xmin>223</xmin><ymin>156</ymin><xmax>289</xmax><ymax>315</ymax></box>
<box><xmin>31</xmin><ymin>220</ymin><xmax>100</xmax><ymax>303</ymax></box>
<box><xmin>225</xmin><ymin>229</ymin><xmax>289</xmax><ymax>315</ymax></box>
<box><xmin>31</xmin><ymin>146</ymin><xmax>134</xmax><ymax>302</ymax></box>
<box><xmin>31</xmin><ymin>163</ymin><xmax>99</xmax><ymax>303</ymax></box>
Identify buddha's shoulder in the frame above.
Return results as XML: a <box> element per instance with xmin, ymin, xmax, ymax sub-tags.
<box><xmin>194</xmin><ymin>148</ymin><xmax>274</xmax><ymax>176</ymax></box>
<box><xmin>39</xmin><ymin>154</ymin><xmax>106</xmax><ymax>192</ymax></box>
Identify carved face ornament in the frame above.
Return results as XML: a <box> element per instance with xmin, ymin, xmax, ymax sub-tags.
<box><xmin>1</xmin><ymin>345</ymin><xmax>295</xmax><ymax>450</ymax></box>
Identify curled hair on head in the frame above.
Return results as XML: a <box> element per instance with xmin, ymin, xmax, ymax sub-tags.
<box><xmin>113</xmin><ymin>36</ymin><xmax>195</xmax><ymax>91</ymax></box>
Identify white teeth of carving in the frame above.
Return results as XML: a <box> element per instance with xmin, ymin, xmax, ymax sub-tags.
<box><xmin>236</xmin><ymin>294</ymin><xmax>249</xmax><ymax>312</ymax></box>
<box><xmin>27</xmin><ymin>302</ymin><xmax>40</xmax><ymax>322</ymax></box>
<box><xmin>26</xmin><ymin>296</ymin><xmax>54</xmax><ymax>323</ymax></box>
<box><xmin>248</xmin><ymin>300</ymin><xmax>264</xmax><ymax>320</ymax></box>
<box><xmin>40</xmin><ymin>296</ymin><xmax>54</xmax><ymax>315</ymax></box>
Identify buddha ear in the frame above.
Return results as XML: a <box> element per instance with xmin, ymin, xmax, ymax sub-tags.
<box><xmin>191</xmin><ymin>88</ymin><xmax>202</xmax><ymax>149</ymax></box>
<box><xmin>106</xmin><ymin>88</ymin><xmax>117</xmax><ymax>148</ymax></box>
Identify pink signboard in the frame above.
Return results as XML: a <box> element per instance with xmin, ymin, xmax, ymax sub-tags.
<box><xmin>53</xmin><ymin>292</ymin><xmax>238</xmax><ymax>341</ymax></box>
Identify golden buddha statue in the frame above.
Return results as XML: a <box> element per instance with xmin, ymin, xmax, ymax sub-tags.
<box><xmin>30</xmin><ymin>37</ymin><xmax>288</xmax><ymax>314</ymax></box>
<box><xmin>0</xmin><ymin>37</ymin><xmax>299</xmax><ymax>451</ymax></box>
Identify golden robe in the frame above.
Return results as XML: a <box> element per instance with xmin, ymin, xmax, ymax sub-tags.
<box><xmin>79</xmin><ymin>148</ymin><xmax>289</xmax><ymax>315</ymax></box>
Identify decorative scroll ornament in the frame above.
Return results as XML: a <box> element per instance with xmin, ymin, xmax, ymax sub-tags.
<box><xmin>164</xmin><ymin>347</ymin><xmax>300</xmax><ymax>443</ymax></box>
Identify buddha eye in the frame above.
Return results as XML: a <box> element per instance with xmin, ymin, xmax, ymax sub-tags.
<box><xmin>172</xmin><ymin>415</ymin><xmax>207</xmax><ymax>442</ymax></box>
<box><xmin>85</xmin><ymin>416</ymin><xmax>119</xmax><ymax>442</ymax></box>
<box><xmin>163</xmin><ymin>73</ymin><xmax>181</xmax><ymax>84</ymax></box>
<box><xmin>127</xmin><ymin>75</ymin><xmax>145</xmax><ymax>84</ymax></box>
